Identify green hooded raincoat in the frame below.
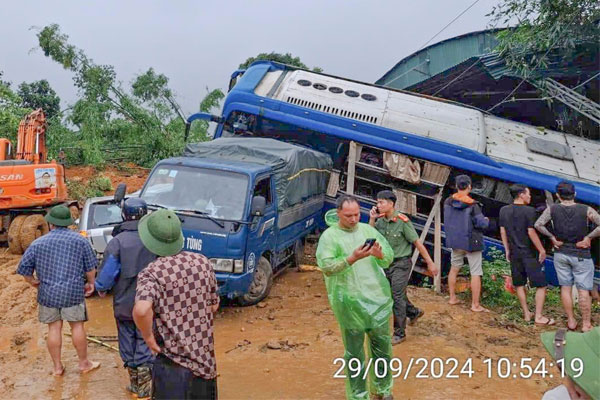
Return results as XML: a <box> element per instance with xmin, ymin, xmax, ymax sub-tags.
<box><xmin>316</xmin><ymin>209</ymin><xmax>394</xmax><ymax>399</ymax></box>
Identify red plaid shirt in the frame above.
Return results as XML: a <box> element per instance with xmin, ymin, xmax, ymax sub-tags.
<box><xmin>135</xmin><ymin>251</ymin><xmax>218</xmax><ymax>379</ymax></box>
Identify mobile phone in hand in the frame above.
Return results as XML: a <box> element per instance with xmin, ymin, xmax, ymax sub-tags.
<box><xmin>363</xmin><ymin>238</ymin><xmax>376</xmax><ymax>249</ymax></box>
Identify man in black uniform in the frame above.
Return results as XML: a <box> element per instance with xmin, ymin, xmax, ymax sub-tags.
<box><xmin>499</xmin><ymin>184</ymin><xmax>553</xmax><ymax>325</ymax></box>
<box><xmin>96</xmin><ymin>198</ymin><xmax>157</xmax><ymax>398</ymax></box>
<box><xmin>535</xmin><ymin>181</ymin><xmax>600</xmax><ymax>332</ymax></box>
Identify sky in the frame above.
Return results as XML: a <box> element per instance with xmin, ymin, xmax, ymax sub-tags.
<box><xmin>1</xmin><ymin>0</ymin><xmax>496</xmax><ymax>116</ymax></box>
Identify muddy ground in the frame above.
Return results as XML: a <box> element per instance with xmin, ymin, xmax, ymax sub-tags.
<box><xmin>0</xmin><ymin>166</ymin><xmax>588</xmax><ymax>399</ymax></box>
<box><xmin>0</xmin><ymin>248</ymin><xmax>573</xmax><ymax>400</ymax></box>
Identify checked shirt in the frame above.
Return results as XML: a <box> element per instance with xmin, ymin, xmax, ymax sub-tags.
<box><xmin>17</xmin><ymin>227</ymin><xmax>97</xmax><ymax>308</ymax></box>
<box><xmin>135</xmin><ymin>251</ymin><xmax>218</xmax><ymax>379</ymax></box>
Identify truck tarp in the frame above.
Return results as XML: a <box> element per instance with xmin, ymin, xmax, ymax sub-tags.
<box><xmin>184</xmin><ymin>137</ymin><xmax>332</xmax><ymax>210</ymax></box>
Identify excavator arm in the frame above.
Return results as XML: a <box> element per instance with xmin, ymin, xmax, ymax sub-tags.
<box><xmin>16</xmin><ymin>108</ymin><xmax>47</xmax><ymax>163</ymax></box>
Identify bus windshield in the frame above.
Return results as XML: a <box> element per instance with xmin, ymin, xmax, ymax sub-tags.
<box><xmin>141</xmin><ymin>165</ymin><xmax>249</xmax><ymax>220</ymax></box>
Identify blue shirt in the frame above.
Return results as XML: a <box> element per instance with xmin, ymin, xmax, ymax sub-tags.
<box><xmin>17</xmin><ymin>228</ymin><xmax>97</xmax><ymax>308</ymax></box>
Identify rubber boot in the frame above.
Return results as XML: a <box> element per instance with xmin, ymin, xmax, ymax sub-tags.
<box><xmin>391</xmin><ymin>316</ymin><xmax>406</xmax><ymax>345</ymax></box>
<box><xmin>126</xmin><ymin>366</ymin><xmax>138</xmax><ymax>394</ymax></box>
<box><xmin>136</xmin><ymin>364</ymin><xmax>152</xmax><ymax>399</ymax></box>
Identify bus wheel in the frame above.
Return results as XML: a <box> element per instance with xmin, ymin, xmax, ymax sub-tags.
<box><xmin>7</xmin><ymin>215</ymin><xmax>28</xmax><ymax>254</ymax></box>
<box><xmin>238</xmin><ymin>256</ymin><xmax>273</xmax><ymax>306</ymax></box>
<box><xmin>20</xmin><ymin>215</ymin><xmax>49</xmax><ymax>252</ymax></box>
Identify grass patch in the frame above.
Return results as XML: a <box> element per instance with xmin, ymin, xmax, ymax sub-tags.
<box><xmin>89</xmin><ymin>175</ymin><xmax>113</xmax><ymax>192</ymax></box>
<box><xmin>459</xmin><ymin>247</ymin><xmax>566</xmax><ymax>325</ymax></box>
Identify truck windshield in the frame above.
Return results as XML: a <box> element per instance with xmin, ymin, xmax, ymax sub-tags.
<box><xmin>141</xmin><ymin>166</ymin><xmax>249</xmax><ymax>220</ymax></box>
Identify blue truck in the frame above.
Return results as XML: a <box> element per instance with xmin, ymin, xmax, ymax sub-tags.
<box><xmin>136</xmin><ymin>137</ymin><xmax>331</xmax><ymax>305</ymax></box>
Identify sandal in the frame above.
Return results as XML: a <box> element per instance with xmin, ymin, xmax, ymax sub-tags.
<box><xmin>535</xmin><ymin>317</ymin><xmax>556</xmax><ymax>326</ymax></box>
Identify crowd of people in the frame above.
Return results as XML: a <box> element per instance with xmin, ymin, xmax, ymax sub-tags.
<box><xmin>15</xmin><ymin>175</ymin><xmax>599</xmax><ymax>400</ymax></box>
<box><xmin>315</xmin><ymin>176</ymin><xmax>598</xmax><ymax>399</ymax></box>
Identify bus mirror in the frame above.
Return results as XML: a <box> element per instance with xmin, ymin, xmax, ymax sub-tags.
<box><xmin>185</xmin><ymin>113</ymin><xmax>224</xmax><ymax>143</ymax></box>
<box><xmin>229</xmin><ymin>69</ymin><xmax>245</xmax><ymax>92</ymax></box>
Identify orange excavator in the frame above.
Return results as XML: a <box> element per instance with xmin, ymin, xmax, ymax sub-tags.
<box><xmin>0</xmin><ymin>109</ymin><xmax>71</xmax><ymax>254</ymax></box>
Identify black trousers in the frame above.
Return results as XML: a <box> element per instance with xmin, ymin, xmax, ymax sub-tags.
<box><xmin>385</xmin><ymin>258</ymin><xmax>421</xmax><ymax>336</ymax></box>
<box><xmin>152</xmin><ymin>354</ymin><xmax>217</xmax><ymax>400</ymax></box>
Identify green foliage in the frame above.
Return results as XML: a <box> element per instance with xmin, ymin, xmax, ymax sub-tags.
<box><xmin>489</xmin><ymin>0</ymin><xmax>600</xmax><ymax>77</ymax></box>
<box><xmin>34</xmin><ymin>24</ymin><xmax>223</xmax><ymax>167</ymax></box>
<box><xmin>67</xmin><ymin>175</ymin><xmax>113</xmax><ymax>201</ymax></box>
<box><xmin>480</xmin><ymin>247</ymin><xmax>516</xmax><ymax>308</ymax></box>
<box><xmin>17</xmin><ymin>80</ymin><xmax>61</xmax><ymax>119</ymax></box>
<box><xmin>238</xmin><ymin>52</ymin><xmax>323</xmax><ymax>72</ymax></box>
<box><xmin>90</xmin><ymin>175</ymin><xmax>113</xmax><ymax>191</ymax></box>
<box><xmin>0</xmin><ymin>78</ymin><xmax>30</xmax><ymax>144</ymax></box>
<box><xmin>132</xmin><ymin>68</ymin><xmax>185</xmax><ymax>124</ymax></box>
<box><xmin>66</xmin><ymin>179</ymin><xmax>103</xmax><ymax>200</ymax></box>
<box><xmin>471</xmin><ymin>247</ymin><xmax>563</xmax><ymax>324</ymax></box>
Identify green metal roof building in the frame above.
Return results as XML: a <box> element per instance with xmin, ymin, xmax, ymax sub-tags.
<box><xmin>376</xmin><ymin>30</ymin><xmax>500</xmax><ymax>90</ymax></box>
<box><xmin>375</xmin><ymin>29</ymin><xmax>599</xmax><ymax>140</ymax></box>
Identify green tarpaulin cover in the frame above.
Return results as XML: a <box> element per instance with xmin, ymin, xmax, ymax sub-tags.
<box><xmin>184</xmin><ymin>137</ymin><xmax>332</xmax><ymax>210</ymax></box>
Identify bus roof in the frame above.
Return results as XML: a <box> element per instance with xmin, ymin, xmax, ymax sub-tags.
<box><xmin>219</xmin><ymin>61</ymin><xmax>599</xmax><ymax>205</ymax></box>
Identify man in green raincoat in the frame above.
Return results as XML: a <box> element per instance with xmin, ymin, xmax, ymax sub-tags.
<box><xmin>316</xmin><ymin>195</ymin><xmax>395</xmax><ymax>400</ymax></box>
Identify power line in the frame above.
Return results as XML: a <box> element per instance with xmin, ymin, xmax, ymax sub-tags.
<box><xmin>381</xmin><ymin>59</ymin><xmax>430</xmax><ymax>86</ymax></box>
<box><xmin>486</xmin><ymin>41</ymin><xmax>559</xmax><ymax>112</ymax></box>
<box><xmin>381</xmin><ymin>0</ymin><xmax>481</xmax><ymax>87</ymax></box>
<box><xmin>485</xmin><ymin>10</ymin><xmax>587</xmax><ymax>113</ymax></box>
<box><xmin>418</xmin><ymin>0</ymin><xmax>482</xmax><ymax>51</ymax></box>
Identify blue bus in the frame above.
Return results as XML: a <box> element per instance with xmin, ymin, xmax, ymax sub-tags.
<box><xmin>191</xmin><ymin>61</ymin><xmax>599</xmax><ymax>285</ymax></box>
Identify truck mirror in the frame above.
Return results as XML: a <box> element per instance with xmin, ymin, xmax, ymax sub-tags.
<box><xmin>114</xmin><ymin>183</ymin><xmax>127</xmax><ymax>204</ymax></box>
<box><xmin>251</xmin><ymin>196</ymin><xmax>266</xmax><ymax>217</ymax></box>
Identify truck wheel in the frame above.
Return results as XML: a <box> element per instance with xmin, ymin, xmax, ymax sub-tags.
<box><xmin>293</xmin><ymin>239</ymin><xmax>305</xmax><ymax>268</ymax></box>
<box><xmin>7</xmin><ymin>215</ymin><xmax>28</xmax><ymax>254</ymax></box>
<box><xmin>20</xmin><ymin>215</ymin><xmax>49</xmax><ymax>252</ymax></box>
<box><xmin>238</xmin><ymin>256</ymin><xmax>273</xmax><ymax>306</ymax></box>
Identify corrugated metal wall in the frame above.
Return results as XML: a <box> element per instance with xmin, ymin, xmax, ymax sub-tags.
<box><xmin>376</xmin><ymin>30</ymin><xmax>498</xmax><ymax>89</ymax></box>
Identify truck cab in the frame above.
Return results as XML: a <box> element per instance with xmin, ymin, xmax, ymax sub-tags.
<box><xmin>139</xmin><ymin>138</ymin><xmax>331</xmax><ymax>305</ymax></box>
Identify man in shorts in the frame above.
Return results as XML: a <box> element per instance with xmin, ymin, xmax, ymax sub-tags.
<box><xmin>499</xmin><ymin>184</ymin><xmax>554</xmax><ymax>325</ymax></box>
<box><xmin>535</xmin><ymin>181</ymin><xmax>600</xmax><ymax>332</ymax></box>
<box><xmin>16</xmin><ymin>205</ymin><xmax>100</xmax><ymax>375</ymax></box>
<box><xmin>443</xmin><ymin>175</ymin><xmax>490</xmax><ymax>312</ymax></box>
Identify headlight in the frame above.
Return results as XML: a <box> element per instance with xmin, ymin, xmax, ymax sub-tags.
<box><xmin>210</xmin><ymin>258</ymin><xmax>234</xmax><ymax>272</ymax></box>
<box><xmin>234</xmin><ymin>259</ymin><xmax>244</xmax><ymax>273</ymax></box>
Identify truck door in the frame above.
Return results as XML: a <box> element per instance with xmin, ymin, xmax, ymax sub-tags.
<box><xmin>246</xmin><ymin>175</ymin><xmax>277</xmax><ymax>270</ymax></box>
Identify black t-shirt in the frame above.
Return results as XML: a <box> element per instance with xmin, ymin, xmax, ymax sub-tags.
<box><xmin>499</xmin><ymin>204</ymin><xmax>537</xmax><ymax>258</ymax></box>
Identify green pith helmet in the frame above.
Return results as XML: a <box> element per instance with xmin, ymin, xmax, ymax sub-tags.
<box><xmin>45</xmin><ymin>205</ymin><xmax>74</xmax><ymax>227</ymax></box>
<box><xmin>138</xmin><ymin>209</ymin><xmax>184</xmax><ymax>257</ymax></box>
